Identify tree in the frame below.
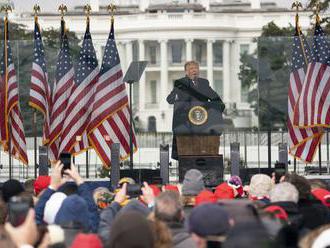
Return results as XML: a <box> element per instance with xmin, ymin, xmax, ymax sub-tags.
<box><xmin>239</xmin><ymin>21</ymin><xmax>295</xmax><ymax>130</ymax></box>
<box><xmin>0</xmin><ymin>21</ymin><xmax>80</xmax><ymax>137</ymax></box>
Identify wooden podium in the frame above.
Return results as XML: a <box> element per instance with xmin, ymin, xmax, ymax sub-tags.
<box><xmin>176</xmin><ymin>135</ymin><xmax>220</xmax><ymax>156</ymax></box>
<box><xmin>173</xmin><ymin>101</ymin><xmax>224</xmax><ymax>186</ymax></box>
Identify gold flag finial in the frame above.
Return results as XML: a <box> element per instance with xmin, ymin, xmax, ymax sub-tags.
<box><xmin>292</xmin><ymin>1</ymin><xmax>303</xmax><ymax>30</ymax></box>
<box><xmin>312</xmin><ymin>0</ymin><xmax>321</xmax><ymax>24</ymax></box>
<box><xmin>58</xmin><ymin>4</ymin><xmax>67</xmax><ymax>20</ymax></box>
<box><xmin>33</xmin><ymin>4</ymin><xmax>40</xmax><ymax>20</ymax></box>
<box><xmin>107</xmin><ymin>4</ymin><xmax>116</xmax><ymax>22</ymax></box>
<box><xmin>84</xmin><ymin>4</ymin><xmax>91</xmax><ymax>22</ymax></box>
<box><xmin>1</xmin><ymin>5</ymin><xmax>12</xmax><ymax>17</ymax></box>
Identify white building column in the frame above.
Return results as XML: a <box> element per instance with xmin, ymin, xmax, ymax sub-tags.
<box><xmin>207</xmin><ymin>39</ymin><xmax>214</xmax><ymax>87</ymax></box>
<box><xmin>223</xmin><ymin>40</ymin><xmax>231</xmax><ymax>103</ymax></box>
<box><xmin>160</xmin><ymin>39</ymin><xmax>168</xmax><ymax>111</ymax></box>
<box><xmin>185</xmin><ymin>38</ymin><xmax>193</xmax><ymax>61</ymax></box>
<box><xmin>138</xmin><ymin>39</ymin><xmax>146</xmax><ymax>112</ymax></box>
<box><xmin>125</xmin><ymin>41</ymin><xmax>133</xmax><ymax>72</ymax></box>
<box><xmin>117</xmin><ymin>41</ymin><xmax>125</xmax><ymax>69</ymax></box>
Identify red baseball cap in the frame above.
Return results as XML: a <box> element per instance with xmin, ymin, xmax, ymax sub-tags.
<box><xmin>195</xmin><ymin>190</ymin><xmax>216</xmax><ymax>206</ymax></box>
<box><xmin>312</xmin><ymin>188</ymin><xmax>330</xmax><ymax>207</ymax></box>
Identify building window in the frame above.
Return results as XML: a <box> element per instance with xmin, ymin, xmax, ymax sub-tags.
<box><xmin>133</xmin><ymin>82</ymin><xmax>139</xmax><ymax>111</ymax></box>
<box><xmin>214</xmin><ymin>71</ymin><xmax>223</xmax><ymax>98</ymax></box>
<box><xmin>240</xmin><ymin>44</ymin><xmax>250</xmax><ymax>55</ymax></box>
<box><xmin>193</xmin><ymin>40</ymin><xmax>207</xmax><ymax>66</ymax></box>
<box><xmin>213</xmin><ymin>41</ymin><xmax>223</xmax><ymax>66</ymax></box>
<box><xmin>149</xmin><ymin>45</ymin><xmax>157</xmax><ymax>65</ymax></box>
<box><xmin>170</xmin><ymin>40</ymin><xmax>184</xmax><ymax>64</ymax></box>
<box><xmin>148</xmin><ymin>116</ymin><xmax>157</xmax><ymax>132</ymax></box>
<box><xmin>150</xmin><ymin>80</ymin><xmax>157</xmax><ymax>104</ymax></box>
<box><xmin>240</xmin><ymin>44</ymin><xmax>250</xmax><ymax>102</ymax></box>
<box><xmin>132</xmin><ymin>40</ymin><xmax>139</xmax><ymax>61</ymax></box>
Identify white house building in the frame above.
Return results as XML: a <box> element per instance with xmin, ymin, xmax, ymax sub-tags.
<box><xmin>13</xmin><ymin>0</ymin><xmax>314</xmax><ymax>133</ymax></box>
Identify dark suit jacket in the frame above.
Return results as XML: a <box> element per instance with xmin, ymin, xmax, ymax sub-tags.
<box><xmin>166</xmin><ymin>76</ymin><xmax>225</xmax><ymax>159</ymax></box>
<box><xmin>167</xmin><ymin>77</ymin><xmax>224</xmax><ymax>109</ymax></box>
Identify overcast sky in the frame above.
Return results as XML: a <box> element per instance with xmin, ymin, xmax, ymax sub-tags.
<box><xmin>9</xmin><ymin>0</ymin><xmax>309</xmax><ymax>13</ymax></box>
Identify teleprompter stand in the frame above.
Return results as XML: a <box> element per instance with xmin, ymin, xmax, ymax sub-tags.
<box><xmin>123</xmin><ymin>61</ymin><xmax>148</xmax><ymax>170</ymax></box>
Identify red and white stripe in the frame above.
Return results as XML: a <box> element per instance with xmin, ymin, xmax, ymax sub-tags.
<box><xmin>294</xmin><ymin>62</ymin><xmax>330</xmax><ymax>127</ymax></box>
<box><xmin>0</xmin><ymin>63</ymin><xmax>28</xmax><ymax>164</ymax></box>
<box><xmin>29</xmin><ymin>62</ymin><xmax>51</xmax><ymax>144</ymax></box>
<box><xmin>58</xmin><ymin>67</ymin><xmax>98</xmax><ymax>154</ymax></box>
<box><xmin>88</xmin><ymin>63</ymin><xmax>126</xmax><ymax>130</ymax></box>
<box><xmin>288</xmin><ymin>65</ymin><xmax>323</xmax><ymax>163</ymax></box>
<box><xmin>48</xmin><ymin>68</ymin><xmax>74</xmax><ymax>159</ymax></box>
<box><xmin>89</xmin><ymin>106</ymin><xmax>137</xmax><ymax>166</ymax></box>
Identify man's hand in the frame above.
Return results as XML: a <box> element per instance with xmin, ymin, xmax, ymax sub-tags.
<box><xmin>5</xmin><ymin>209</ymin><xmax>38</xmax><ymax>247</ymax></box>
<box><xmin>64</xmin><ymin>164</ymin><xmax>84</xmax><ymax>186</ymax></box>
<box><xmin>114</xmin><ymin>183</ymin><xmax>127</xmax><ymax>204</ymax></box>
<box><xmin>141</xmin><ymin>182</ymin><xmax>155</xmax><ymax>205</ymax></box>
<box><xmin>50</xmin><ymin>161</ymin><xmax>66</xmax><ymax>190</ymax></box>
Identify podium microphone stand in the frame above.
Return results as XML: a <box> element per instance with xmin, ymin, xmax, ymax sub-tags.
<box><xmin>123</xmin><ymin>61</ymin><xmax>148</xmax><ymax>170</ymax></box>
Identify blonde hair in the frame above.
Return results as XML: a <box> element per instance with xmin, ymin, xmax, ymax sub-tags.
<box><xmin>184</xmin><ymin>61</ymin><xmax>199</xmax><ymax>70</ymax></box>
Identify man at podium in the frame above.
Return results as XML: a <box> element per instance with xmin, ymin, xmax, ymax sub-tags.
<box><xmin>166</xmin><ymin>61</ymin><xmax>225</xmax><ymax>160</ymax></box>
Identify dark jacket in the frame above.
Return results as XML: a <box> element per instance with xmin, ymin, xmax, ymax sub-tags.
<box><xmin>166</xmin><ymin>76</ymin><xmax>224</xmax><ymax>160</ymax></box>
<box><xmin>168</xmin><ymin>222</ymin><xmax>197</xmax><ymax>248</ymax></box>
<box><xmin>35</xmin><ymin>182</ymin><xmax>99</xmax><ymax>233</ymax></box>
<box><xmin>98</xmin><ymin>201</ymin><xmax>122</xmax><ymax>244</ymax></box>
<box><xmin>266</xmin><ymin>201</ymin><xmax>303</xmax><ymax>229</ymax></box>
<box><xmin>298</xmin><ymin>198</ymin><xmax>330</xmax><ymax>230</ymax></box>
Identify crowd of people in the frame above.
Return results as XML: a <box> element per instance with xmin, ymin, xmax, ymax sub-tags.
<box><xmin>0</xmin><ymin>161</ymin><xmax>330</xmax><ymax>248</ymax></box>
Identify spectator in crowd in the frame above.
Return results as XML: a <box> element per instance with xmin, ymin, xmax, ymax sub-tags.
<box><xmin>43</xmin><ymin>192</ymin><xmax>67</xmax><ymax>224</ymax></box>
<box><xmin>71</xmin><ymin>233</ymin><xmax>103</xmax><ymax>248</ymax></box>
<box><xmin>311</xmin><ymin>188</ymin><xmax>330</xmax><ymax>208</ymax></box>
<box><xmin>98</xmin><ymin>182</ymin><xmax>153</xmax><ymax>244</ymax></box>
<box><xmin>227</xmin><ymin>175</ymin><xmax>244</xmax><ymax>198</ymax></box>
<box><xmin>189</xmin><ymin>203</ymin><xmax>232</xmax><ymax>248</ymax></box>
<box><xmin>148</xmin><ymin>216</ymin><xmax>173</xmax><ymax>248</ymax></box>
<box><xmin>107</xmin><ymin>212</ymin><xmax>155</xmax><ymax>248</ymax></box>
<box><xmin>93</xmin><ymin>187</ymin><xmax>114</xmax><ymax>210</ymax></box>
<box><xmin>195</xmin><ymin>190</ymin><xmax>217</xmax><ymax>206</ymax></box>
<box><xmin>1</xmin><ymin>179</ymin><xmax>24</xmax><ymax>203</ymax></box>
<box><xmin>284</xmin><ymin>173</ymin><xmax>330</xmax><ymax>230</ymax></box>
<box><xmin>308</xmin><ymin>178</ymin><xmax>329</xmax><ymax>191</ymax></box>
<box><xmin>223</xmin><ymin>221</ymin><xmax>273</xmax><ymax>248</ymax></box>
<box><xmin>181</xmin><ymin>169</ymin><xmax>205</xmax><ymax>210</ymax></box>
<box><xmin>266</xmin><ymin>182</ymin><xmax>303</xmax><ymax>228</ymax></box>
<box><xmin>299</xmin><ymin>224</ymin><xmax>330</xmax><ymax>248</ymax></box>
<box><xmin>34</xmin><ymin>175</ymin><xmax>51</xmax><ymax>197</ymax></box>
<box><xmin>4</xmin><ymin>209</ymin><xmax>38</xmax><ymax>248</ymax></box>
<box><xmin>35</xmin><ymin>161</ymin><xmax>99</xmax><ymax>233</ymax></box>
<box><xmin>154</xmin><ymin>191</ymin><xmax>197</xmax><ymax>248</ymax></box>
<box><xmin>214</xmin><ymin>182</ymin><xmax>235</xmax><ymax>200</ymax></box>
<box><xmin>247</xmin><ymin>174</ymin><xmax>273</xmax><ymax>204</ymax></box>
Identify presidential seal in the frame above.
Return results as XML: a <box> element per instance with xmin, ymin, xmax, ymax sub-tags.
<box><xmin>188</xmin><ymin>106</ymin><xmax>208</xmax><ymax>125</ymax></box>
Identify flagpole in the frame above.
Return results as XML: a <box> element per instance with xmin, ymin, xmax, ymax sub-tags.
<box><xmin>84</xmin><ymin>4</ymin><xmax>91</xmax><ymax>178</ymax></box>
<box><xmin>312</xmin><ymin>1</ymin><xmax>323</xmax><ymax>173</ymax></box>
<box><xmin>33</xmin><ymin>111</ymin><xmax>37</xmax><ymax>178</ymax></box>
<box><xmin>2</xmin><ymin>6</ymin><xmax>12</xmax><ymax>179</ymax></box>
<box><xmin>33</xmin><ymin>5</ymin><xmax>41</xmax><ymax>179</ymax></box>
<box><xmin>292</xmin><ymin>1</ymin><xmax>308</xmax><ymax>65</ymax></box>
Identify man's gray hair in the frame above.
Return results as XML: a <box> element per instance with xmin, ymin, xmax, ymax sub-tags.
<box><xmin>269</xmin><ymin>182</ymin><xmax>299</xmax><ymax>203</ymax></box>
<box><xmin>154</xmin><ymin>191</ymin><xmax>183</xmax><ymax>223</ymax></box>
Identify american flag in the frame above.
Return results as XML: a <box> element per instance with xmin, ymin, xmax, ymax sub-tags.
<box><xmin>293</xmin><ymin>23</ymin><xmax>330</xmax><ymax>128</ymax></box>
<box><xmin>29</xmin><ymin>17</ymin><xmax>51</xmax><ymax>144</ymax></box>
<box><xmin>48</xmin><ymin>20</ymin><xmax>74</xmax><ymax>160</ymax></box>
<box><xmin>88</xmin><ymin>20</ymin><xmax>137</xmax><ymax>166</ymax></box>
<box><xmin>288</xmin><ymin>27</ymin><xmax>323</xmax><ymax>163</ymax></box>
<box><xmin>0</xmin><ymin>17</ymin><xmax>28</xmax><ymax>164</ymax></box>
<box><xmin>59</xmin><ymin>20</ymin><xmax>99</xmax><ymax>154</ymax></box>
